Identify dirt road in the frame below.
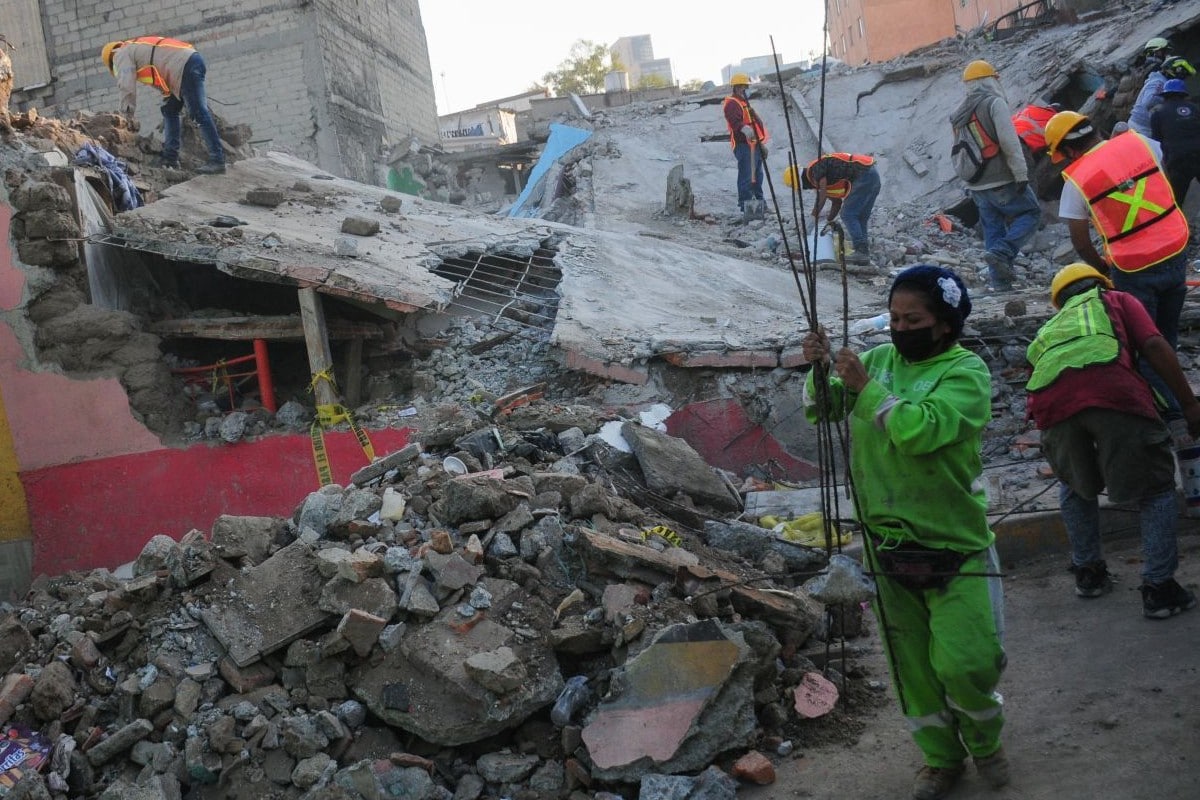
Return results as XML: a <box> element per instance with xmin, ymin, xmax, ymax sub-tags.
<box><xmin>745</xmin><ymin>530</ymin><xmax>1200</xmax><ymax>800</ymax></box>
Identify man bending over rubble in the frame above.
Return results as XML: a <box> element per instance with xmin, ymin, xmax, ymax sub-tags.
<box><xmin>101</xmin><ymin>36</ymin><xmax>226</xmax><ymax>174</ymax></box>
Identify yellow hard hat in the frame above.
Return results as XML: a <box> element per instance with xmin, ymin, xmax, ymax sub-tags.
<box><xmin>101</xmin><ymin>41</ymin><xmax>123</xmax><ymax>72</ymax></box>
<box><xmin>1044</xmin><ymin>110</ymin><xmax>1093</xmax><ymax>163</ymax></box>
<box><xmin>730</xmin><ymin>73</ymin><xmax>751</xmax><ymax>86</ymax></box>
<box><xmin>1050</xmin><ymin>263</ymin><xmax>1113</xmax><ymax>308</ymax></box>
<box><xmin>783</xmin><ymin>164</ymin><xmax>799</xmax><ymax>189</ymax></box>
<box><xmin>962</xmin><ymin>60</ymin><xmax>997</xmax><ymax>81</ymax></box>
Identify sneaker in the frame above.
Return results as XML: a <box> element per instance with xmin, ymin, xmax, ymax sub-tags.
<box><xmin>1072</xmin><ymin>561</ymin><xmax>1114</xmax><ymax>598</ymax></box>
<box><xmin>912</xmin><ymin>764</ymin><xmax>964</xmax><ymax>800</ymax></box>
<box><xmin>196</xmin><ymin>161</ymin><xmax>227</xmax><ymax>175</ymax></box>
<box><xmin>1141</xmin><ymin>578</ymin><xmax>1197</xmax><ymax>619</ymax></box>
<box><xmin>973</xmin><ymin>745</ymin><xmax>1010</xmax><ymax>788</ymax></box>
<box><xmin>984</xmin><ymin>251</ymin><xmax>1016</xmax><ymax>290</ymax></box>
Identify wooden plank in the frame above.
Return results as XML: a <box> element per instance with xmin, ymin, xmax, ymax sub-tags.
<box><xmin>150</xmin><ymin>315</ymin><xmax>384</xmax><ymax>341</ymax></box>
<box><xmin>297</xmin><ymin>288</ymin><xmax>339</xmax><ymax>409</ymax></box>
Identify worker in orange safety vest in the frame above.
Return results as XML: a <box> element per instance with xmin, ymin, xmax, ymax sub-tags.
<box><xmin>101</xmin><ymin>36</ymin><xmax>226</xmax><ymax>174</ymax></box>
<box><xmin>1045</xmin><ymin>109</ymin><xmax>1191</xmax><ymax>423</ymax></box>
<box><xmin>722</xmin><ymin>73</ymin><xmax>769</xmax><ymax>214</ymax></box>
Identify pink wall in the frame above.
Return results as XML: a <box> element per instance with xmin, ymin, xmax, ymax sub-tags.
<box><xmin>828</xmin><ymin>0</ymin><xmax>1026</xmax><ymax>65</ymax></box>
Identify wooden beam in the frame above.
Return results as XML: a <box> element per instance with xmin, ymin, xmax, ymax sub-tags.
<box><xmin>150</xmin><ymin>315</ymin><xmax>385</xmax><ymax>341</ymax></box>
<box><xmin>297</xmin><ymin>288</ymin><xmax>339</xmax><ymax>409</ymax></box>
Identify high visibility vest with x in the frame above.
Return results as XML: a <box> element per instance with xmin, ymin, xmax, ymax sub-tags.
<box><xmin>1063</xmin><ymin>131</ymin><xmax>1189</xmax><ymax>272</ymax></box>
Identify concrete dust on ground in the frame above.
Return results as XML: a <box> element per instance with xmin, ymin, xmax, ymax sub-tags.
<box><xmin>743</xmin><ymin>533</ymin><xmax>1200</xmax><ymax>800</ymax></box>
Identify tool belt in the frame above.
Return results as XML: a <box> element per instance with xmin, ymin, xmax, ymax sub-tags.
<box><xmin>871</xmin><ymin>539</ymin><xmax>972</xmax><ymax>592</ymax></box>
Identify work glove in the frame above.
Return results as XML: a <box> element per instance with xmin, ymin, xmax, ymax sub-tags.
<box><xmin>741</xmin><ymin>125</ymin><xmax>755</xmax><ymax>141</ymax></box>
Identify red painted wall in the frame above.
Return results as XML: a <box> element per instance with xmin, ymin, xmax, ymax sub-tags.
<box><xmin>24</xmin><ymin>428</ymin><xmax>411</xmax><ymax>577</ymax></box>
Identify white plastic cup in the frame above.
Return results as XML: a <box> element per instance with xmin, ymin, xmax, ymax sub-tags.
<box><xmin>442</xmin><ymin>456</ymin><xmax>468</xmax><ymax>475</ymax></box>
<box><xmin>1177</xmin><ymin>444</ymin><xmax>1200</xmax><ymax>518</ymax></box>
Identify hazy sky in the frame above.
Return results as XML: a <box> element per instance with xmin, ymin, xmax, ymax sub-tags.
<box><xmin>419</xmin><ymin>1</ymin><xmax>829</xmax><ymax>114</ymax></box>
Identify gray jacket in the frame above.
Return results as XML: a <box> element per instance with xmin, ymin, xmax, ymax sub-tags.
<box><xmin>950</xmin><ymin>78</ymin><xmax>1028</xmax><ymax>190</ymax></box>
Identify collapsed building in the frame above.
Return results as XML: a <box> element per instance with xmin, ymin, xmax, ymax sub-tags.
<box><xmin>3</xmin><ymin>0</ymin><xmax>1200</xmax><ymax>797</ymax></box>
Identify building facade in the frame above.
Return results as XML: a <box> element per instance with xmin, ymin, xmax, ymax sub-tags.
<box><xmin>610</xmin><ymin>35</ymin><xmax>675</xmax><ymax>88</ymax></box>
<box><xmin>827</xmin><ymin>0</ymin><xmax>1030</xmax><ymax>65</ymax></box>
<box><xmin>6</xmin><ymin>0</ymin><xmax>440</xmax><ymax>184</ymax></box>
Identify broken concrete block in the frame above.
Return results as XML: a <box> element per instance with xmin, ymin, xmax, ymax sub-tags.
<box><xmin>437</xmin><ymin>477</ymin><xmax>522</xmax><ymax>525</ymax></box>
<box><xmin>31</xmin><ymin>659</ymin><xmax>75</xmax><ymax>720</ymax></box>
<box><xmin>134</xmin><ymin>534</ymin><xmax>178</xmax><ymax>577</ymax></box>
<box><xmin>335</xmin><ymin>236</ymin><xmax>359</xmax><ymax>257</ymax></box>
<box><xmin>703</xmin><ymin>519</ymin><xmax>827</xmax><ymax>574</ymax></box>
<box><xmin>218</xmin><ymin>657</ymin><xmax>276</xmax><ymax>694</ymax></box>
<box><xmin>319</xmin><ymin>576</ymin><xmax>398</xmax><ymax>622</ymax></box>
<box><xmin>201</xmin><ymin>540</ymin><xmax>332</xmax><ymax>667</ymax></box>
<box><xmin>350</xmin><ymin>443</ymin><xmax>421</xmax><ymax>486</ymax></box>
<box><xmin>211</xmin><ymin>515</ymin><xmax>283</xmax><ymax>566</ymax></box>
<box><xmin>87</xmin><ymin>718</ymin><xmax>154</xmax><ymax>766</ymax></box>
<box><xmin>350</xmin><ymin>577</ymin><xmax>562</xmax><ymax>745</ymax></box>
<box><xmin>640</xmin><ymin>766</ymin><xmax>739</xmax><ymax>800</ymax></box>
<box><xmin>336</xmin><ymin>550</ymin><xmax>386</xmax><ymax>584</ymax></box>
<box><xmin>337</xmin><ymin>609</ymin><xmax>388</xmax><ymax>657</ymax></box>
<box><xmin>341</xmin><ymin>216</ymin><xmax>380</xmax><ymax>236</ymax></box>
<box><xmin>0</xmin><ymin>673</ymin><xmax>35</xmax><ymax>726</ymax></box>
<box><xmin>245</xmin><ymin>188</ymin><xmax>284</xmax><ymax>207</ymax></box>
<box><xmin>581</xmin><ymin>619</ymin><xmax>760</xmax><ymax>781</ymax></box>
<box><xmin>380</xmin><ymin>195</ymin><xmax>403</xmax><ymax>213</ymax></box>
<box><xmin>621</xmin><ymin>423</ymin><xmax>739</xmax><ymax>511</ymax></box>
<box><xmin>464</xmin><ymin>646</ymin><xmax>527</xmax><ymax>694</ymax></box>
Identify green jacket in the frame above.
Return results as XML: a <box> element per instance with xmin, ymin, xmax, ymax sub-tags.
<box><xmin>805</xmin><ymin>343</ymin><xmax>994</xmax><ymax>552</ymax></box>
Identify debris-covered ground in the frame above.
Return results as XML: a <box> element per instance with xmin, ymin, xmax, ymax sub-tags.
<box><xmin>5</xmin><ymin>2</ymin><xmax>1200</xmax><ymax>798</ymax></box>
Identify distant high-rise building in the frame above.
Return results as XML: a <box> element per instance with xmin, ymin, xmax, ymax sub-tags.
<box><xmin>610</xmin><ymin>35</ymin><xmax>674</xmax><ymax>88</ymax></box>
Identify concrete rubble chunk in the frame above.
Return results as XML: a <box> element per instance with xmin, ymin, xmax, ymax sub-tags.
<box><xmin>703</xmin><ymin>519</ymin><xmax>827</xmax><ymax>574</ymax></box>
<box><xmin>350</xmin><ymin>577</ymin><xmax>562</xmax><ymax>745</ymax></box>
<box><xmin>621</xmin><ymin>422</ymin><xmax>740</xmax><ymax>511</ymax></box>
<box><xmin>210</xmin><ymin>515</ymin><xmax>284</xmax><ymax>565</ymax></box>
<box><xmin>437</xmin><ymin>477</ymin><xmax>523</xmax><ymax>524</ymax></box>
<box><xmin>320</xmin><ymin>576</ymin><xmax>398</xmax><ymax>621</ymax></box>
<box><xmin>581</xmin><ymin>619</ymin><xmax>761</xmax><ymax>781</ymax></box>
<box><xmin>30</xmin><ymin>659</ymin><xmax>75</xmax><ymax>721</ymax></box>
<box><xmin>337</xmin><ymin>608</ymin><xmax>388</xmax><ymax>657</ymax></box>
<box><xmin>245</xmin><ymin>187</ymin><xmax>285</xmax><ymax>207</ymax></box>
<box><xmin>87</xmin><ymin>718</ymin><xmax>154</xmax><ymax>766</ymax></box>
<box><xmin>463</xmin><ymin>646</ymin><xmax>527</xmax><ymax>694</ymax></box>
<box><xmin>350</xmin><ymin>443</ymin><xmax>422</xmax><ymax>486</ymax></box>
<box><xmin>341</xmin><ymin>216</ymin><xmax>380</xmax><ymax>236</ymax></box>
<box><xmin>476</xmin><ymin>751</ymin><xmax>540</xmax><ymax>783</ymax></box>
<box><xmin>200</xmin><ymin>540</ymin><xmax>332</xmax><ymax>667</ymax></box>
<box><xmin>639</xmin><ymin>765</ymin><xmax>739</xmax><ymax>800</ymax></box>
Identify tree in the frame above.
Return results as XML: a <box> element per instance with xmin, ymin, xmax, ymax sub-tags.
<box><xmin>680</xmin><ymin>79</ymin><xmax>705</xmax><ymax>93</ymax></box>
<box><xmin>542</xmin><ymin>40</ymin><xmax>617</xmax><ymax>97</ymax></box>
<box><xmin>636</xmin><ymin>74</ymin><xmax>672</xmax><ymax>90</ymax></box>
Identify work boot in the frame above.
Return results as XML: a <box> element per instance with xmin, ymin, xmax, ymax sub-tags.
<box><xmin>1141</xmin><ymin>578</ymin><xmax>1197</xmax><ymax>619</ymax></box>
<box><xmin>196</xmin><ymin>161</ymin><xmax>227</xmax><ymax>175</ymax></box>
<box><xmin>912</xmin><ymin>764</ymin><xmax>964</xmax><ymax>800</ymax></box>
<box><xmin>846</xmin><ymin>250</ymin><xmax>871</xmax><ymax>266</ymax></box>
<box><xmin>1072</xmin><ymin>561</ymin><xmax>1114</xmax><ymax>598</ymax></box>
<box><xmin>157</xmin><ymin>156</ymin><xmax>180</xmax><ymax>169</ymax></box>
<box><xmin>983</xmin><ymin>251</ymin><xmax>1016</xmax><ymax>291</ymax></box>
<box><xmin>973</xmin><ymin>745</ymin><xmax>1010</xmax><ymax>788</ymax></box>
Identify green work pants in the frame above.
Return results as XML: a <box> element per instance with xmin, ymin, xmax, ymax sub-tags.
<box><xmin>867</xmin><ymin>546</ymin><xmax>1006</xmax><ymax>768</ymax></box>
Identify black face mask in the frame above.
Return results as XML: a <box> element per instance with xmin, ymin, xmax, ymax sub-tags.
<box><xmin>891</xmin><ymin>325</ymin><xmax>943</xmax><ymax>362</ymax></box>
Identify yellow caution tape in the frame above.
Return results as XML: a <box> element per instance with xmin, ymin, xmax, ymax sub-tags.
<box><xmin>642</xmin><ymin>525</ymin><xmax>682</xmax><ymax>547</ymax></box>
<box><xmin>307</xmin><ymin>371</ymin><xmax>375</xmax><ymax>486</ymax></box>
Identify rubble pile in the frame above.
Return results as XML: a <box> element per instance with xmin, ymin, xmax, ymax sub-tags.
<box><xmin>0</xmin><ymin>407</ymin><xmax>886</xmax><ymax>800</ymax></box>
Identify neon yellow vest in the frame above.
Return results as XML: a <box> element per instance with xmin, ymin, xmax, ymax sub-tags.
<box><xmin>1026</xmin><ymin>289</ymin><xmax>1120</xmax><ymax>392</ymax></box>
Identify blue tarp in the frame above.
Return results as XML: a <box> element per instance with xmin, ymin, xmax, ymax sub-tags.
<box><xmin>507</xmin><ymin>123</ymin><xmax>592</xmax><ymax>218</ymax></box>
<box><xmin>73</xmin><ymin>142</ymin><xmax>143</xmax><ymax>212</ymax></box>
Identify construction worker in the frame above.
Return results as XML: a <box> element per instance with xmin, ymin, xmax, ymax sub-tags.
<box><xmin>1011</xmin><ymin>101</ymin><xmax>1062</xmax><ymax>201</ymax></box>
<box><xmin>950</xmin><ymin>61</ymin><xmax>1040</xmax><ymax>292</ymax></box>
<box><xmin>101</xmin><ymin>36</ymin><xmax>226</xmax><ymax>174</ymax></box>
<box><xmin>783</xmin><ymin>153</ymin><xmax>881</xmax><ymax>265</ymax></box>
<box><xmin>1129</xmin><ymin>55</ymin><xmax>1195</xmax><ymax>138</ymax></box>
<box><xmin>1044</xmin><ymin>110</ymin><xmax>1190</xmax><ymax>425</ymax></box>
<box><xmin>1025</xmin><ymin>264</ymin><xmax>1200</xmax><ymax>617</ymax></box>
<box><xmin>722</xmin><ymin>73</ymin><xmax>769</xmax><ymax>215</ymax></box>
<box><xmin>803</xmin><ymin>265</ymin><xmax>1007</xmax><ymax>800</ymax></box>
<box><xmin>1150</xmin><ymin>79</ymin><xmax>1200</xmax><ymax>204</ymax></box>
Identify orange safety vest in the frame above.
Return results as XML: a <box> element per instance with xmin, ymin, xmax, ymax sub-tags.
<box><xmin>123</xmin><ymin>36</ymin><xmax>194</xmax><ymax>96</ymax></box>
<box><xmin>805</xmin><ymin>153</ymin><xmax>875</xmax><ymax>198</ymax></box>
<box><xmin>723</xmin><ymin>95</ymin><xmax>769</xmax><ymax>149</ymax></box>
<box><xmin>1062</xmin><ymin>132</ymin><xmax>1189</xmax><ymax>272</ymax></box>
<box><xmin>1012</xmin><ymin>105</ymin><xmax>1056</xmax><ymax>151</ymax></box>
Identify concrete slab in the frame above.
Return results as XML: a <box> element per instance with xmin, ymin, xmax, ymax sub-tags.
<box><xmin>200</xmin><ymin>539</ymin><xmax>331</xmax><ymax>667</ymax></box>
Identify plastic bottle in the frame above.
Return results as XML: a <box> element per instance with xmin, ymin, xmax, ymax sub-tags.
<box><xmin>551</xmin><ymin>675</ymin><xmax>590</xmax><ymax>726</ymax></box>
<box><xmin>848</xmin><ymin>313</ymin><xmax>889</xmax><ymax>335</ymax></box>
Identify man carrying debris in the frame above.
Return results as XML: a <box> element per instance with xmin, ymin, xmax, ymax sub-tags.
<box><xmin>1025</xmin><ymin>264</ymin><xmax>1200</xmax><ymax>617</ymax></box>
<box><xmin>802</xmin><ymin>265</ymin><xmax>1008</xmax><ymax>800</ymax></box>
<box><xmin>1011</xmin><ymin>100</ymin><xmax>1063</xmax><ymax>201</ymax></box>
<box><xmin>1150</xmin><ymin>79</ymin><xmax>1200</xmax><ymax>205</ymax></box>
<box><xmin>784</xmin><ymin>153</ymin><xmax>881</xmax><ymax>266</ymax></box>
<box><xmin>101</xmin><ymin>36</ymin><xmax>227</xmax><ymax>174</ymax></box>
<box><xmin>1044</xmin><ymin>110</ymin><xmax>1190</xmax><ymax>426</ymax></box>
<box><xmin>722</xmin><ymin>73</ymin><xmax>768</xmax><ymax>216</ymax></box>
<box><xmin>950</xmin><ymin>60</ymin><xmax>1041</xmax><ymax>292</ymax></box>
